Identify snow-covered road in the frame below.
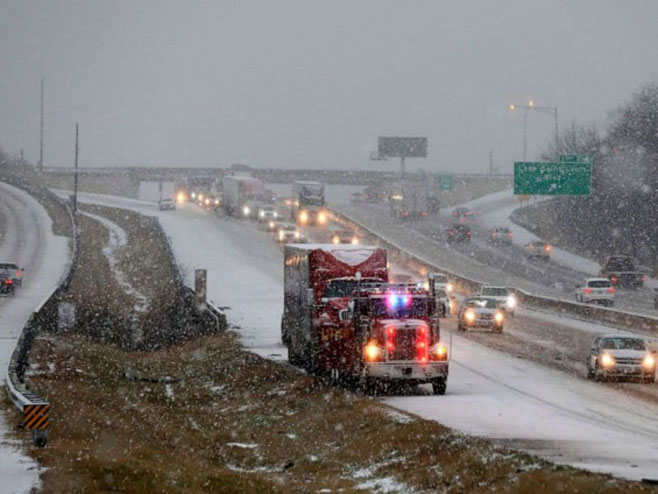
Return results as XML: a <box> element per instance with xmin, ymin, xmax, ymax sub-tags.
<box><xmin>0</xmin><ymin>182</ymin><xmax>70</xmax><ymax>494</ymax></box>
<box><xmin>60</xmin><ymin>189</ymin><xmax>658</xmax><ymax>481</ymax></box>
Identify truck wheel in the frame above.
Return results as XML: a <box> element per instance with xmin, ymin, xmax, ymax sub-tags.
<box><xmin>363</xmin><ymin>378</ymin><xmax>378</xmax><ymax>395</ymax></box>
<box><xmin>432</xmin><ymin>379</ymin><xmax>447</xmax><ymax>395</ymax></box>
<box><xmin>457</xmin><ymin>323</ymin><xmax>465</xmax><ymax>332</ymax></box>
<box><xmin>493</xmin><ymin>325</ymin><xmax>503</xmax><ymax>334</ymax></box>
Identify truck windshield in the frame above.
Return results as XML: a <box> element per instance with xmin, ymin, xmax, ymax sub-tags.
<box><xmin>601</xmin><ymin>338</ymin><xmax>646</xmax><ymax>351</ymax></box>
<box><xmin>368</xmin><ymin>298</ymin><xmax>428</xmax><ymax>319</ymax></box>
<box><xmin>482</xmin><ymin>288</ymin><xmax>507</xmax><ymax>297</ymax></box>
<box><xmin>324</xmin><ymin>279</ymin><xmax>380</xmax><ymax>298</ymax></box>
<box><xmin>302</xmin><ymin>185</ymin><xmax>323</xmax><ymax>195</ymax></box>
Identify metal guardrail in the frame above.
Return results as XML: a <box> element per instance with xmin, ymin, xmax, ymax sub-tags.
<box><xmin>4</xmin><ymin>184</ymin><xmax>79</xmax><ymax>447</ymax></box>
<box><xmin>329</xmin><ymin>208</ymin><xmax>658</xmax><ymax>335</ymax></box>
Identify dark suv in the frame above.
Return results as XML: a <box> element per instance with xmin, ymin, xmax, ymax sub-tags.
<box><xmin>446</xmin><ymin>224</ymin><xmax>472</xmax><ymax>242</ymax></box>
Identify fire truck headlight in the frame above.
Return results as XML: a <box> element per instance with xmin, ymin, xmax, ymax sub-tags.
<box><xmin>494</xmin><ymin>311</ymin><xmax>504</xmax><ymax>324</ymax></box>
<box><xmin>243</xmin><ymin>205</ymin><xmax>251</xmax><ymax>216</ymax></box>
<box><xmin>464</xmin><ymin>309</ymin><xmax>476</xmax><ymax>323</ymax></box>
<box><xmin>430</xmin><ymin>343</ymin><xmax>448</xmax><ymax>361</ymax></box>
<box><xmin>299</xmin><ymin>211</ymin><xmax>309</xmax><ymax>224</ymax></box>
<box><xmin>363</xmin><ymin>341</ymin><xmax>384</xmax><ymax>362</ymax></box>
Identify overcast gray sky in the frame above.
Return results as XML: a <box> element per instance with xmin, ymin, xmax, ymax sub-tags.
<box><xmin>1</xmin><ymin>0</ymin><xmax>657</xmax><ymax>173</ymax></box>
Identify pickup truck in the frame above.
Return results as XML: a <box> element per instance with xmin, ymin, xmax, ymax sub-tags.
<box><xmin>599</xmin><ymin>255</ymin><xmax>648</xmax><ymax>288</ymax></box>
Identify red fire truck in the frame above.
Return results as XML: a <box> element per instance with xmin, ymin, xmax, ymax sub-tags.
<box><xmin>282</xmin><ymin>244</ymin><xmax>449</xmax><ymax>394</ymax></box>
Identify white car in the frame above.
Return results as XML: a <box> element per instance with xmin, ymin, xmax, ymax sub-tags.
<box><xmin>457</xmin><ymin>297</ymin><xmax>505</xmax><ymax>333</ymax></box>
<box><xmin>257</xmin><ymin>205</ymin><xmax>278</xmax><ymax>223</ymax></box>
<box><xmin>479</xmin><ymin>285</ymin><xmax>516</xmax><ymax>315</ymax></box>
<box><xmin>587</xmin><ymin>335</ymin><xmax>656</xmax><ymax>382</ymax></box>
<box><xmin>575</xmin><ymin>278</ymin><xmax>615</xmax><ymax>307</ymax></box>
<box><xmin>277</xmin><ymin>223</ymin><xmax>307</xmax><ymax>244</ymax></box>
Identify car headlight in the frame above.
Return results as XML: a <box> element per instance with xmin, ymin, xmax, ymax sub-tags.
<box><xmin>278</xmin><ymin>231</ymin><xmax>284</xmax><ymax>240</ymax></box>
<box><xmin>259</xmin><ymin>211</ymin><xmax>265</xmax><ymax>217</ymax></box>
<box><xmin>318</xmin><ymin>211</ymin><xmax>327</xmax><ymax>224</ymax></box>
<box><xmin>269</xmin><ymin>221</ymin><xmax>274</xmax><ymax>228</ymax></box>
<box><xmin>446</xmin><ymin>283</ymin><xmax>453</xmax><ymax>293</ymax></box>
<box><xmin>214</xmin><ymin>199</ymin><xmax>220</xmax><ymax>205</ymax></box>
<box><xmin>299</xmin><ymin>211</ymin><xmax>308</xmax><ymax>224</ymax></box>
<box><xmin>294</xmin><ymin>231</ymin><xmax>300</xmax><ymax>239</ymax></box>
<box><xmin>506</xmin><ymin>295</ymin><xmax>516</xmax><ymax>309</ymax></box>
<box><xmin>351</xmin><ymin>237</ymin><xmax>359</xmax><ymax>245</ymax></box>
<box><xmin>643</xmin><ymin>354</ymin><xmax>655</xmax><ymax>369</ymax></box>
<box><xmin>273</xmin><ymin>212</ymin><xmax>278</xmax><ymax>218</ymax></box>
<box><xmin>494</xmin><ymin>311</ymin><xmax>504</xmax><ymax>323</ymax></box>
<box><xmin>205</xmin><ymin>198</ymin><xmax>210</xmax><ymax>206</ymax></box>
<box><xmin>332</xmin><ymin>236</ymin><xmax>339</xmax><ymax>244</ymax></box>
<box><xmin>243</xmin><ymin>206</ymin><xmax>251</xmax><ymax>216</ymax></box>
<box><xmin>464</xmin><ymin>309</ymin><xmax>475</xmax><ymax>322</ymax></box>
<box><xmin>191</xmin><ymin>192</ymin><xmax>196</xmax><ymax>199</ymax></box>
<box><xmin>600</xmin><ymin>353</ymin><xmax>615</xmax><ymax>368</ymax></box>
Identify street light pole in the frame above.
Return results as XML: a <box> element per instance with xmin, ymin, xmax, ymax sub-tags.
<box><xmin>509</xmin><ymin>101</ymin><xmax>559</xmax><ymax>161</ymax></box>
<box><xmin>523</xmin><ymin>107</ymin><xmax>528</xmax><ymax>161</ymax></box>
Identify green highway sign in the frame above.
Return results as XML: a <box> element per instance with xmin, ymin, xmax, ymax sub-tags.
<box><xmin>514</xmin><ymin>161</ymin><xmax>591</xmax><ymax>195</ymax></box>
<box><xmin>436</xmin><ymin>173</ymin><xmax>453</xmax><ymax>191</ymax></box>
<box><xmin>559</xmin><ymin>154</ymin><xmax>592</xmax><ymax>163</ymax></box>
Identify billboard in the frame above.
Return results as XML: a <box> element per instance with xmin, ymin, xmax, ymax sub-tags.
<box><xmin>378</xmin><ymin>137</ymin><xmax>428</xmax><ymax>159</ymax></box>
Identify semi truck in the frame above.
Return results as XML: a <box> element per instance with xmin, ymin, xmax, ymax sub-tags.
<box><xmin>390</xmin><ymin>181</ymin><xmax>429</xmax><ymax>220</ymax></box>
<box><xmin>222</xmin><ymin>175</ymin><xmax>267</xmax><ymax>218</ymax></box>
<box><xmin>282</xmin><ymin>244</ymin><xmax>449</xmax><ymax>394</ymax></box>
<box><xmin>291</xmin><ymin>181</ymin><xmax>328</xmax><ymax>226</ymax></box>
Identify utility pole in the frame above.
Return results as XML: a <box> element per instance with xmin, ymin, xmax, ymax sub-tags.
<box><xmin>73</xmin><ymin>123</ymin><xmax>79</xmax><ymax>213</ymax></box>
<box><xmin>39</xmin><ymin>77</ymin><xmax>44</xmax><ymax>171</ymax></box>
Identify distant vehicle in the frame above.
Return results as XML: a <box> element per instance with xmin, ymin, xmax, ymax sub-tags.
<box><xmin>429</xmin><ymin>272</ymin><xmax>454</xmax><ymax>294</ymax></box>
<box><xmin>435</xmin><ymin>287</ymin><xmax>450</xmax><ymax>318</ymax></box>
<box><xmin>390</xmin><ymin>181</ymin><xmax>429</xmax><ymax>221</ymax></box>
<box><xmin>267</xmin><ymin>219</ymin><xmax>286</xmax><ymax>233</ymax></box>
<box><xmin>257</xmin><ymin>205</ymin><xmax>278</xmax><ymax>223</ymax></box>
<box><xmin>446</xmin><ymin>224</ymin><xmax>472</xmax><ymax>243</ymax></box>
<box><xmin>330</xmin><ymin>230</ymin><xmax>359</xmax><ymax>245</ymax></box>
<box><xmin>524</xmin><ymin>240</ymin><xmax>551</xmax><ymax>260</ymax></box>
<box><xmin>277</xmin><ymin>223</ymin><xmax>307</xmax><ymax>244</ymax></box>
<box><xmin>479</xmin><ymin>286</ymin><xmax>516</xmax><ymax>315</ymax></box>
<box><xmin>457</xmin><ymin>296</ymin><xmax>504</xmax><ymax>333</ymax></box>
<box><xmin>291</xmin><ymin>181</ymin><xmax>328</xmax><ymax>226</ymax></box>
<box><xmin>575</xmin><ymin>278</ymin><xmax>615</xmax><ymax>306</ymax></box>
<box><xmin>350</xmin><ymin>192</ymin><xmax>365</xmax><ymax>203</ymax></box>
<box><xmin>452</xmin><ymin>207</ymin><xmax>473</xmax><ymax>222</ymax></box>
<box><xmin>599</xmin><ymin>255</ymin><xmax>647</xmax><ymax>288</ymax></box>
<box><xmin>158</xmin><ymin>198</ymin><xmax>176</xmax><ymax>211</ymax></box>
<box><xmin>0</xmin><ymin>263</ymin><xmax>23</xmax><ymax>287</ymax></box>
<box><xmin>489</xmin><ymin>227</ymin><xmax>513</xmax><ymax>244</ymax></box>
<box><xmin>222</xmin><ymin>175</ymin><xmax>267</xmax><ymax>218</ymax></box>
<box><xmin>587</xmin><ymin>335</ymin><xmax>655</xmax><ymax>382</ymax></box>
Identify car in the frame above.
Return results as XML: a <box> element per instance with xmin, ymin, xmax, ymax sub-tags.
<box><xmin>479</xmin><ymin>285</ymin><xmax>516</xmax><ymax>315</ymax></box>
<box><xmin>587</xmin><ymin>335</ymin><xmax>656</xmax><ymax>382</ymax></box>
<box><xmin>446</xmin><ymin>224</ymin><xmax>472</xmax><ymax>242</ymax></box>
<box><xmin>266</xmin><ymin>218</ymin><xmax>286</xmax><ymax>233</ymax></box>
<box><xmin>257</xmin><ymin>205</ymin><xmax>278</xmax><ymax>223</ymax></box>
<box><xmin>524</xmin><ymin>240</ymin><xmax>551</xmax><ymax>260</ymax></box>
<box><xmin>350</xmin><ymin>192</ymin><xmax>365</xmax><ymax>203</ymax></box>
<box><xmin>599</xmin><ymin>255</ymin><xmax>648</xmax><ymax>288</ymax></box>
<box><xmin>452</xmin><ymin>207</ymin><xmax>473</xmax><ymax>220</ymax></box>
<box><xmin>0</xmin><ymin>263</ymin><xmax>23</xmax><ymax>287</ymax></box>
<box><xmin>457</xmin><ymin>296</ymin><xmax>505</xmax><ymax>332</ymax></box>
<box><xmin>575</xmin><ymin>278</ymin><xmax>615</xmax><ymax>306</ymax></box>
<box><xmin>158</xmin><ymin>198</ymin><xmax>176</xmax><ymax>211</ymax></box>
<box><xmin>489</xmin><ymin>226</ymin><xmax>513</xmax><ymax>244</ymax></box>
<box><xmin>277</xmin><ymin>223</ymin><xmax>307</xmax><ymax>244</ymax></box>
<box><xmin>329</xmin><ymin>230</ymin><xmax>359</xmax><ymax>245</ymax></box>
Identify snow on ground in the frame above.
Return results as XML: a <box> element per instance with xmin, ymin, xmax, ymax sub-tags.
<box><xmin>55</xmin><ymin>189</ymin><xmax>658</xmax><ymax>481</ymax></box>
<box><xmin>81</xmin><ymin>212</ymin><xmax>149</xmax><ymax>313</ymax></box>
<box><xmin>0</xmin><ymin>181</ymin><xmax>71</xmax><ymax>494</ymax></box>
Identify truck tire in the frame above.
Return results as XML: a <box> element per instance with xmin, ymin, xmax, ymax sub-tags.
<box><xmin>432</xmin><ymin>378</ymin><xmax>447</xmax><ymax>395</ymax></box>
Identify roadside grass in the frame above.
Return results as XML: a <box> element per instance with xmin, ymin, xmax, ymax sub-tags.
<box><xmin>436</xmin><ymin>176</ymin><xmax>511</xmax><ymax>209</ymax></box>
<box><xmin>15</xmin><ymin>329</ymin><xmax>657</xmax><ymax>494</ymax></box>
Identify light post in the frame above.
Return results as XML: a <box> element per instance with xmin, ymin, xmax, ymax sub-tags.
<box><xmin>509</xmin><ymin>100</ymin><xmax>559</xmax><ymax>160</ymax></box>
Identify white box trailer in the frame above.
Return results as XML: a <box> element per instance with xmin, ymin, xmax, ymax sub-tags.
<box><xmin>222</xmin><ymin>175</ymin><xmax>266</xmax><ymax>218</ymax></box>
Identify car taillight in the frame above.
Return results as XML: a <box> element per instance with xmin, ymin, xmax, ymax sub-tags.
<box><xmin>507</xmin><ymin>233</ymin><xmax>513</xmax><ymax>238</ymax></box>
<box><xmin>584</xmin><ymin>288</ymin><xmax>593</xmax><ymax>294</ymax></box>
<box><xmin>610</xmin><ymin>276</ymin><xmax>618</xmax><ymax>284</ymax></box>
<box><xmin>607</xmin><ymin>287</ymin><xmax>615</xmax><ymax>294</ymax></box>
<box><xmin>467</xmin><ymin>231</ymin><xmax>472</xmax><ymax>236</ymax></box>
<box><xmin>16</xmin><ymin>270</ymin><xmax>21</xmax><ymax>277</ymax></box>
<box><xmin>4</xmin><ymin>279</ymin><xmax>12</xmax><ymax>285</ymax></box>
<box><xmin>642</xmin><ymin>275</ymin><xmax>648</xmax><ymax>282</ymax></box>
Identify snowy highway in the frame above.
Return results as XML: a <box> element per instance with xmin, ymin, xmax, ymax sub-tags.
<box><xmin>62</xmin><ymin>188</ymin><xmax>658</xmax><ymax>481</ymax></box>
<box><xmin>336</xmin><ymin>189</ymin><xmax>658</xmax><ymax>318</ymax></box>
<box><xmin>0</xmin><ymin>182</ymin><xmax>70</xmax><ymax>493</ymax></box>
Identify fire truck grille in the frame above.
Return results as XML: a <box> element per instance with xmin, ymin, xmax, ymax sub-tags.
<box><xmin>389</xmin><ymin>328</ymin><xmax>417</xmax><ymax>361</ymax></box>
